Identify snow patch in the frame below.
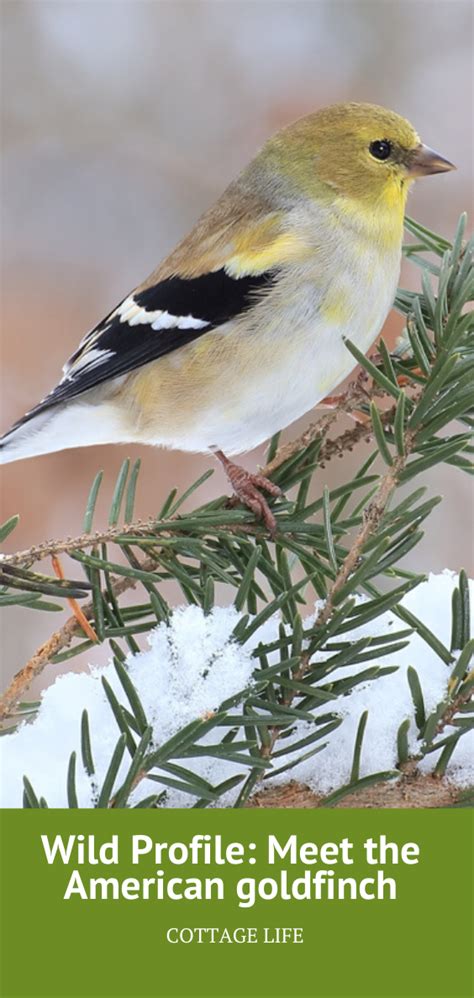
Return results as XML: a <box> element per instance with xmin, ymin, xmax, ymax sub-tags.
<box><xmin>0</xmin><ymin>573</ymin><xmax>472</xmax><ymax>808</ymax></box>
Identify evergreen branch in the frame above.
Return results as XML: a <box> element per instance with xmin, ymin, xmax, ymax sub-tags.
<box><xmin>0</xmin><ymin>428</ymin><xmax>395</xmax><ymax>721</ymax></box>
<box><xmin>257</xmin><ymin>440</ymin><xmax>415</xmax><ymax>766</ymax></box>
<box><xmin>238</xmin><ymin>221</ymin><xmax>473</xmax><ymax>778</ymax></box>
<box><xmin>1</xmin><ymin>213</ymin><xmax>473</xmax><ymax>809</ymax></box>
<box><xmin>0</xmin><ymin>373</ymin><xmax>391</xmax><ymax>571</ymax></box>
<box><xmin>314</xmin><ymin>443</ymin><xmax>414</xmax><ymax>630</ymax></box>
<box><xmin>0</xmin><ymin>568</ymin><xmax>140</xmax><ymax>719</ymax></box>
<box><xmin>0</xmin><ymin>377</ymin><xmax>405</xmax><ymax>720</ymax></box>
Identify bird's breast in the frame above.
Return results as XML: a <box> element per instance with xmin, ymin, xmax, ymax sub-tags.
<box><xmin>123</xmin><ymin>237</ymin><xmax>401</xmax><ymax>455</ymax></box>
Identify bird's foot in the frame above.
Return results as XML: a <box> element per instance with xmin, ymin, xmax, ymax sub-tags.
<box><xmin>214</xmin><ymin>450</ymin><xmax>282</xmax><ymax>536</ymax></box>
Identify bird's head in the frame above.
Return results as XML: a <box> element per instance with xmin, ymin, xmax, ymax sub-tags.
<box><xmin>262</xmin><ymin>102</ymin><xmax>455</xmax><ymax>210</ymax></box>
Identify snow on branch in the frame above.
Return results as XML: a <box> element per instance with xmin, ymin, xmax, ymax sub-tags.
<box><xmin>1</xmin><ymin>573</ymin><xmax>472</xmax><ymax>809</ymax></box>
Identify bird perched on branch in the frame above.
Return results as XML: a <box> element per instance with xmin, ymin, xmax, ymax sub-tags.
<box><xmin>0</xmin><ymin>102</ymin><xmax>454</xmax><ymax>532</ymax></box>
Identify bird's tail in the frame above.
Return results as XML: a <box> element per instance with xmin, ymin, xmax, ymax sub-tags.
<box><xmin>0</xmin><ymin>401</ymin><xmax>127</xmax><ymax>464</ymax></box>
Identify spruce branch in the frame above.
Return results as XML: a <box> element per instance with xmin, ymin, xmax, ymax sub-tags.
<box><xmin>1</xmin><ymin>212</ymin><xmax>473</xmax><ymax>808</ymax></box>
<box><xmin>0</xmin><ymin>373</ymin><xmax>391</xmax><ymax>572</ymax></box>
<box><xmin>0</xmin><ymin>375</ymin><xmax>408</xmax><ymax>719</ymax></box>
<box><xmin>0</xmin><ymin>568</ymin><xmax>140</xmax><ymax>720</ymax></box>
<box><xmin>258</xmin><ymin>442</ymin><xmax>415</xmax><ymax>766</ymax></box>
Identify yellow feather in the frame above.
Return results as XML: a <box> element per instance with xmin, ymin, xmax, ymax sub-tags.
<box><xmin>335</xmin><ymin>182</ymin><xmax>407</xmax><ymax>249</ymax></box>
<box><xmin>226</xmin><ymin>230</ymin><xmax>310</xmax><ymax>277</ymax></box>
<box><xmin>320</xmin><ymin>291</ymin><xmax>353</xmax><ymax>325</ymax></box>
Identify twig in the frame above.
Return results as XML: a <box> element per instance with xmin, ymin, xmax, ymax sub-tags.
<box><xmin>260</xmin><ymin>431</ymin><xmax>415</xmax><ymax>761</ymax></box>
<box><xmin>0</xmin><ymin>520</ymin><xmax>169</xmax><ymax>569</ymax></box>
<box><xmin>313</xmin><ymin>441</ymin><xmax>414</xmax><ymax>630</ymax></box>
<box><xmin>435</xmin><ymin>673</ymin><xmax>474</xmax><ymax>736</ymax></box>
<box><xmin>317</xmin><ymin>404</ymin><xmax>396</xmax><ymax>464</ymax></box>
<box><xmin>0</xmin><ymin>568</ymin><xmax>149</xmax><ymax>719</ymax></box>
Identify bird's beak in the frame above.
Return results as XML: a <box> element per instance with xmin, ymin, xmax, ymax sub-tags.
<box><xmin>407</xmin><ymin>143</ymin><xmax>456</xmax><ymax>177</ymax></box>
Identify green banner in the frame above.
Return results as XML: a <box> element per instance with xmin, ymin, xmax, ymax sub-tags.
<box><xmin>1</xmin><ymin>809</ymin><xmax>472</xmax><ymax>998</ymax></box>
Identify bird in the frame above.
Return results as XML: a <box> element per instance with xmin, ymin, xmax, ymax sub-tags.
<box><xmin>0</xmin><ymin>102</ymin><xmax>455</xmax><ymax>533</ymax></box>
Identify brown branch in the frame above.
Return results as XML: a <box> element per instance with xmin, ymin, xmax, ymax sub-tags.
<box><xmin>435</xmin><ymin>671</ymin><xmax>474</xmax><ymax>736</ymax></box>
<box><xmin>313</xmin><ymin>441</ymin><xmax>414</xmax><ymax>630</ymax></box>
<box><xmin>0</xmin><ymin>519</ymin><xmax>168</xmax><ymax>570</ymax></box>
<box><xmin>0</xmin><ymin>565</ymin><xmax>151</xmax><ymax>720</ymax></box>
<box><xmin>392</xmin><ymin>669</ymin><xmax>474</xmax><ymax>785</ymax></box>
<box><xmin>260</xmin><ymin>430</ymin><xmax>416</xmax><ymax>762</ymax></box>
<box><xmin>248</xmin><ymin>774</ymin><xmax>463</xmax><ymax>809</ymax></box>
<box><xmin>317</xmin><ymin>409</ymin><xmax>393</xmax><ymax>465</ymax></box>
<box><xmin>259</xmin><ymin>419</ymin><xmax>465</xmax><ymax>776</ymax></box>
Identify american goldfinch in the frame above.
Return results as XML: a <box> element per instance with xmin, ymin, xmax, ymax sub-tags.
<box><xmin>0</xmin><ymin>102</ymin><xmax>454</xmax><ymax>531</ymax></box>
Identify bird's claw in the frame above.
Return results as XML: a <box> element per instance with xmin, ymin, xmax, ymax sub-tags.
<box><xmin>214</xmin><ymin>450</ymin><xmax>281</xmax><ymax>536</ymax></box>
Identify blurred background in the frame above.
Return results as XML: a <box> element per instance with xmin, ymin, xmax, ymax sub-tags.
<box><xmin>1</xmin><ymin>0</ymin><xmax>473</xmax><ymax>695</ymax></box>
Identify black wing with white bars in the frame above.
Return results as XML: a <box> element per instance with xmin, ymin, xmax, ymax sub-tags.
<box><xmin>13</xmin><ymin>268</ymin><xmax>275</xmax><ymax>431</ymax></box>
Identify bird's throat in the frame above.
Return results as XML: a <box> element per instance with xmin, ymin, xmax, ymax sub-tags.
<box><xmin>336</xmin><ymin>181</ymin><xmax>407</xmax><ymax>250</ymax></box>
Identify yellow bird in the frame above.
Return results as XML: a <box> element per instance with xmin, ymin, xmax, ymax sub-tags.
<box><xmin>0</xmin><ymin>102</ymin><xmax>454</xmax><ymax>532</ymax></box>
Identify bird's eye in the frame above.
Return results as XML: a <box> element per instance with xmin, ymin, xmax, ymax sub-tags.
<box><xmin>369</xmin><ymin>139</ymin><xmax>392</xmax><ymax>161</ymax></box>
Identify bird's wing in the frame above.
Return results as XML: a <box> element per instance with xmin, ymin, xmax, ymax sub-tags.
<box><xmin>10</xmin><ymin>193</ymin><xmax>311</xmax><ymax>437</ymax></box>
<box><xmin>51</xmin><ymin>267</ymin><xmax>276</xmax><ymax>405</ymax></box>
<box><xmin>15</xmin><ymin>201</ymin><xmax>305</xmax><ymax>431</ymax></box>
